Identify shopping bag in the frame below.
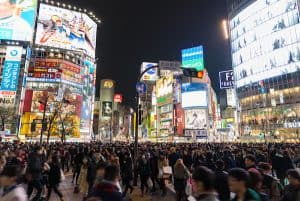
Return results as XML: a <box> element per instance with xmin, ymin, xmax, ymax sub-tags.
<box><xmin>60</xmin><ymin>169</ymin><xmax>65</xmax><ymax>181</ymax></box>
<box><xmin>163</xmin><ymin>166</ymin><xmax>172</xmax><ymax>175</ymax></box>
<box><xmin>185</xmin><ymin>178</ymin><xmax>192</xmax><ymax>196</ymax></box>
<box><xmin>147</xmin><ymin>178</ymin><xmax>153</xmax><ymax>188</ymax></box>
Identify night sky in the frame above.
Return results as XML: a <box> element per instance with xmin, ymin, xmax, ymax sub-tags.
<box><xmin>66</xmin><ymin>0</ymin><xmax>232</xmax><ymax>105</ymax></box>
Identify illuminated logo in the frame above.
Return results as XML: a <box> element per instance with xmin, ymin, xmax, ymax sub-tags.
<box><xmin>103</xmin><ymin>80</ymin><xmax>114</xmax><ymax>88</ymax></box>
<box><xmin>10</xmin><ymin>50</ymin><xmax>18</xmax><ymax>57</ymax></box>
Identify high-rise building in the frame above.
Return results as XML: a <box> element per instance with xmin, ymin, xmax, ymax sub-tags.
<box><xmin>0</xmin><ymin>0</ymin><xmax>99</xmax><ymax>142</ymax></box>
<box><xmin>228</xmin><ymin>0</ymin><xmax>300</xmax><ymax>142</ymax></box>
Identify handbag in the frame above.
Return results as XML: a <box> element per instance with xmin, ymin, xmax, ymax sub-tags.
<box><xmin>60</xmin><ymin>169</ymin><xmax>65</xmax><ymax>181</ymax></box>
<box><xmin>147</xmin><ymin>178</ymin><xmax>153</xmax><ymax>188</ymax></box>
<box><xmin>163</xmin><ymin>166</ymin><xmax>172</xmax><ymax>175</ymax></box>
<box><xmin>185</xmin><ymin>177</ymin><xmax>192</xmax><ymax>196</ymax></box>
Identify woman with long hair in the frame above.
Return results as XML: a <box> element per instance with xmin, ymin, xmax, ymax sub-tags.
<box><xmin>78</xmin><ymin>157</ymin><xmax>89</xmax><ymax>198</ymax></box>
<box><xmin>173</xmin><ymin>159</ymin><xmax>190</xmax><ymax>201</ymax></box>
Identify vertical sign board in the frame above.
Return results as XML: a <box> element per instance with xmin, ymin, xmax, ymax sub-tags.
<box><xmin>1</xmin><ymin>46</ymin><xmax>23</xmax><ymax>91</ymax></box>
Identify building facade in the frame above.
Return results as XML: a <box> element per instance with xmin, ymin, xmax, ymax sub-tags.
<box><xmin>0</xmin><ymin>0</ymin><xmax>99</xmax><ymax>142</ymax></box>
<box><xmin>228</xmin><ymin>0</ymin><xmax>300</xmax><ymax>142</ymax></box>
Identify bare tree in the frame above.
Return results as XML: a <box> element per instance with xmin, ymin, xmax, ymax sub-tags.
<box><xmin>0</xmin><ymin>106</ymin><xmax>16</xmax><ymax>132</ymax></box>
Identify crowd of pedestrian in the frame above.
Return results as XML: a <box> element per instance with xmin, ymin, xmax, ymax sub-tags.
<box><xmin>0</xmin><ymin>142</ymin><xmax>299</xmax><ymax>201</ymax></box>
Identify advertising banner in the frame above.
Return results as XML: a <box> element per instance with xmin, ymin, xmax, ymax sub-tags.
<box><xmin>114</xmin><ymin>94</ymin><xmax>123</xmax><ymax>103</ymax></box>
<box><xmin>184</xmin><ymin>109</ymin><xmax>207</xmax><ymax>130</ymax></box>
<box><xmin>1</xmin><ymin>46</ymin><xmax>23</xmax><ymax>91</ymax></box>
<box><xmin>102</xmin><ymin>101</ymin><xmax>112</xmax><ymax>117</ymax></box>
<box><xmin>175</xmin><ymin>104</ymin><xmax>184</xmax><ymax>136</ymax></box>
<box><xmin>35</xmin><ymin>4</ymin><xmax>97</xmax><ymax>57</ymax></box>
<box><xmin>219</xmin><ymin>70</ymin><xmax>234</xmax><ymax>89</ymax></box>
<box><xmin>181</xmin><ymin>83</ymin><xmax>208</xmax><ymax>108</ymax></box>
<box><xmin>0</xmin><ymin>0</ymin><xmax>37</xmax><ymax>41</ymax></box>
<box><xmin>156</xmin><ymin>75</ymin><xmax>173</xmax><ymax>106</ymax></box>
<box><xmin>181</xmin><ymin>46</ymin><xmax>204</xmax><ymax>71</ymax></box>
<box><xmin>141</xmin><ymin>62</ymin><xmax>158</xmax><ymax>81</ymax></box>
<box><xmin>230</xmin><ymin>0</ymin><xmax>300</xmax><ymax>88</ymax></box>
<box><xmin>0</xmin><ymin>93</ymin><xmax>15</xmax><ymax>107</ymax></box>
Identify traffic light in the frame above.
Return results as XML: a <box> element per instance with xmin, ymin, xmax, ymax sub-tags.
<box><xmin>182</xmin><ymin>68</ymin><xmax>204</xmax><ymax>78</ymax></box>
<box><xmin>31</xmin><ymin>121</ymin><xmax>36</xmax><ymax>132</ymax></box>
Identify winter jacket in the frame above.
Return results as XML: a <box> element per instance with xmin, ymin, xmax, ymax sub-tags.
<box><xmin>215</xmin><ymin>170</ymin><xmax>230</xmax><ymax>201</ymax></box>
<box><xmin>281</xmin><ymin>184</ymin><xmax>300</xmax><ymax>201</ymax></box>
<box><xmin>231</xmin><ymin>188</ymin><xmax>261</xmax><ymax>201</ymax></box>
<box><xmin>1</xmin><ymin>185</ymin><xmax>28</xmax><ymax>201</ymax></box>
<box><xmin>48</xmin><ymin>162</ymin><xmax>61</xmax><ymax>185</ymax></box>
<box><xmin>90</xmin><ymin>180</ymin><xmax>124</xmax><ymax>201</ymax></box>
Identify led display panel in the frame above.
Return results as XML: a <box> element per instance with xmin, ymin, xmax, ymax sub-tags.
<box><xmin>230</xmin><ymin>0</ymin><xmax>300</xmax><ymax>88</ymax></box>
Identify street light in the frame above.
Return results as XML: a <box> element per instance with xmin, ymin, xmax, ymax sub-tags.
<box><xmin>222</xmin><ymin>19</ymin><xmax>229</xmax><ymax>40</ymax></box>
<box><xmin>133</xmin><ymin>65</ymin><xmax>159</xmax><ymax>185</ymax></box>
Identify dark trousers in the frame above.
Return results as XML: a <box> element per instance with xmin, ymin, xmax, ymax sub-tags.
<box><xmin>150</xmin><ymin>175</ymin><xmax>158</xmax><ymax>192</ymax></box>
<box><xmin>123</xmin><ymin>179</ymin><xmax>133</xmax><ymax>196</ymax></box>
<box><xmin>47</xmin><ymin>184</ymin><xmax>63</xmax><ymax>199</ymax></box>
<box><xmin>159</xmin><ymin>178</ymin><xmax>166</xmax><ymax>195</ymax></box>
<box><xmin>140</xmin><ymin>175</ymin><xmax>149</xmax><ymax>193</ymax></box>
<box><xmin>176</xmin><ymin>189</ymin><xmax>186</xmax><ymax>201</ymax></box>
<box><xmin>72</xmin><ymin>168</ymin><xmax>80</xmax><ymax>185</ymax></box>
<box><xmin>27</xmin><ymin>180</ymin><xmax>42</xmax><ymax>201</ymax></box>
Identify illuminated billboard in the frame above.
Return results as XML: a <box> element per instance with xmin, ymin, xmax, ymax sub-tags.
<box><xmin>181</xmin><ymin>46</ymin><xmax>204</xmax><ymax>71</ymax></box>
<box><xmin>0</xmin><ymin>46</ymin><xmax>23</xmax><ymax>91</ymax></box>
<box><xmin>156</xmin><ymin>74</ymin><xmax>173</xmax><ymax>106</ymax></box>
<box><xmin>35</xmin><ymin>4</ymin><xmax>97</xmax><ymax>57</ymax></box>
<box><xmin>0</xmin><ymin>0</ymin><xmax>37</xmax><ymax>42</ymax></box>
<box><xmin>184</xmin><ymin>109</ymin><xmax>207</xmax><ymax>130</ymax></box>
<box><xmin>230</xmin><ymin>0</ymin><xmax>300</xmax><ymax>88</ymax></box>
<box><xmin>181</xmin><ymin>83</ymin><xmax>208</xmax><ymax>108</ymax></box>
<box><xmin>141</xmin><ymin>62</ymin><xmax>158</xmax><ymax>81</ymax></box>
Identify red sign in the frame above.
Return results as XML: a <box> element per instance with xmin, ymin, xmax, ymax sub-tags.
<box><xmin>114</xmin><ymin>94</ymin><xmax>123</xmax><ymax>103</ymax></box>
<box><xmin>175</xmin><ymin>104</ymin><xmax>184</xmax><ymax>136</ymax></box>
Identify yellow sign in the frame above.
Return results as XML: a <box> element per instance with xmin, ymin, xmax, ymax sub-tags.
<box><xmin>103</xmin><ymin>80</ymin><xmax>114</xmax><ymax>88</ymax></box>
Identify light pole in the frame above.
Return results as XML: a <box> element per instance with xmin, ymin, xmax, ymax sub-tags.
<box><xmin>133</xmin><ymin>65</ymin><xmax>159</xmax><ymax>185</ymax></box>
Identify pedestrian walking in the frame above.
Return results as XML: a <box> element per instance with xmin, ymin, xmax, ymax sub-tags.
<box><xmin>47</xmin><ymin>155</ymin><xmax>65</xmax><ymax>201</ymax></box>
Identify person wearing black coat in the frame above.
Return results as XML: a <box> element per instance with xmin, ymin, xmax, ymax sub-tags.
<box><xmin>47</xmin><ymin>155</ymin><xmax>65</xmax><ymax>201</ymax></box>
<box><xmin>138</xmin><ymin>155</ymin><xmax>151</xmax><ymax>196</ymax></box>
<box><xmin>26</xmin><ymin>146</ymin><xmax>43</xmax><ymax>201</ymax></box>
<box><xmin>121</xmin><ymin>153</ymin><xmax>133</xmax><ymax>197</ymax></box>
<box><xmin>214</xmin><ymin>160</ymin><xmax>230</xmax><ymax>201</ymax></box>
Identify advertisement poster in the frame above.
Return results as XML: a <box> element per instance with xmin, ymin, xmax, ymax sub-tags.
<box><xmin>35</xmin><ymin>4</ymin><xmax>97</xmax><ymax>57</ymax></box>
<box><xmin>141</xmin><ymin>62</ymin><xmax>158</xmax><ymax>81</ymax></box>
<box><xmin>102</xmin><ymin>101</ymin><xmax>112</xmax><ymax>117</ymax></box>
<box><xmin>175</xmin><ymin>104</ymin><xmax>184</xmax><ymax>136</ymax></box>
<box><xmin>1</xmin><ymin>46</ymin><xmax>23</xmax><ymax>91</ymax></box>
<box><xmin>0</xmin><ymin>0</ymin><xmax>37</xmax><ymax>41</ymax></box>
<box><xmin>0</xmin><ymin>93</ymin><xmax>15</xmax><ymax>108</ymax></box>
<box><xmin>156</xmin><ymin>75</ymin><xmax>173</xmax><ymax>97</ymax></box>
<box><xmin>230</xmin><ymin>0</ymin><xmax>300</xmax><ymax>88</ymax></box>
<box><xmin>185</xmin><ymin>109</ymin><xmax>207</xmax><ymax>129</ymax></box>
<box><xmin>31</xmin><ymin>91</ymin><xmax>55</xmax><ymax>112</ymax></box>
<box><xmin>182</xmin><ymin>46</ymin><xmax>204</xmax><ymax>71</ymax></box>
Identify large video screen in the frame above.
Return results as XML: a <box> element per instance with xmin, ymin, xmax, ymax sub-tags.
<box><xmin>0</xmin><ymin>0</ymin><xmax>37</xmax><ymax>42</ymax></box>
<box><xmin>35</xmin><ymin>4</ymin><xmax>97</xmax><ymax>58</ymax></box>
<box><xmin>230</xmin><ymin>0</ymin><xmax>300</xmax><ymax>88</ymax></box>
<box><xmin>182</xmin><ymin>91</ymin><xmax>207</xmax><ymax>108</ymax></box>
